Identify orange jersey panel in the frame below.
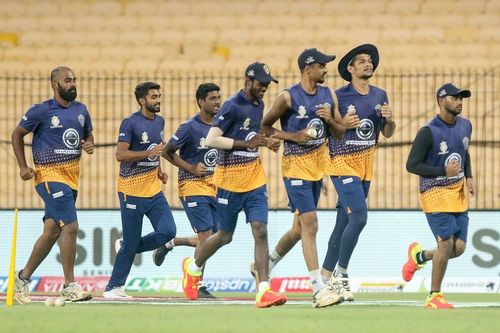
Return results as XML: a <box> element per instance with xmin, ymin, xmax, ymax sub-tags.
<box><xmin>326</xmin><ymin>146</ymin><xmax>376</xmax><ymax>180</ymax></box>
<box><xmin>118</xmin><ymin>169</ymin><xmax>161</xmax><ymax>197</ymax></box>
<box><xmin>214</xmin><ymin>159</ymin><xmax>266</xmax><ymax>192</ymax></box>
<box><xmin>34</xmin><ymin>159</ymin><xmax>80</xmax><ymax>190</ymax></box>
<box><xmin>420</xmin><ymin>179</ymin><xmax>467</xmax><ymax>213</ymax></box>
<box><xmin>179</xmin><ymin>175</ymin><xmax>216</xmax><ymax>197</ymax></box>
<box><xmin>282</xmin><ymin>143</ymin><xmax>327</xmax><ymax>181</ymax></box>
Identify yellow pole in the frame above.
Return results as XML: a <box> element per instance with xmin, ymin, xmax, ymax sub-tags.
<box><xmin>6</xmin><ymin>208</ymin><xmax>18</xmax><ymax>306</ymax></box>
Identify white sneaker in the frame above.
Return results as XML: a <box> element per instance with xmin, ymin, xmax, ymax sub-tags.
<box><xmin>312</xmin><ymin>282</ymin><xmax>343</xmax><ymax>308</ymax></box>
<box><xmin>14</xmin><ymin>271</ymin><xmax>31</xmax><ymax>305</ymax></box>
<box><xmin>330</xmin><ymin>273</ymin><xmax>354</xmax><ymax>302</ymax></box>
<box><xmin>61</xmin><ymin>282</ymin><xmax>93</xmax><ymax>302</ymax></box>
<box><xmin>103</xmin><ymin>286</ymin><xmax>133</xmax><ymax>299</ymax></box>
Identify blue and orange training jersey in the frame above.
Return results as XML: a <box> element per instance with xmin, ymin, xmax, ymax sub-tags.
<box><xmin>212</xmin><ymin>90</ymin><xmax>266</xmax><ymax>192</ymax></box>
<box><xmin>19</xmin><ymin>98</ymin><xmax>93</xmax><ymax>190</ymax></box>
<box><xmin>169</xmin><ymin>114</ymin><xmax>217</xmax><ymax>197</ymax></box>
<box><xmin>280</xmin><ymin>83</ymin><xmax>331</xmax><ymax>181</ymax></box>
<box><xmin>419</xmin><ymin>116</ymin><xmax>472</xmax><ymax>213</ymax></box>
<box><xmin>117</xmin><ymin>111</ymin><xmax>165</xmax><ymax>197</ymax></box>
<box><xmin>326</xmin><ymin>83</ymin><xmax>388</xmax><ymax>180</ymax></box>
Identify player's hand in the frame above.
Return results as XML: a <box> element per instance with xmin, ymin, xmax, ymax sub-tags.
<box><xmin>315</xmin><ymin>104</ymin><xmax>334</xmax><ymax>124</ymax></box>
<box><xmin>81</xmin><ymin>140</ymin><xmax>94</xmax><ymax>154</ymax></box>
<box><xmin>445</xmin><ymin>159</ymin><xmax>461</xmax><ymax>177</ymax></box>
<box><xmin>19</xmin><ymin>166</ymin><xmax>35</xmax><ymax>181</ymax></box>
<box><xmin>380</xmin><ymin>102</ymin><xmax>392</xmax><ymax>121</ymax></box>
<box><xmin>466</xmin><ymin>177</ymin><xmax>475</xmax><ymax>197</ymax></box>
<box><xmin>191</xmin><ymin>162</ymin><xmax>208</xmax><ymax>177</ymax></box>
<box><xmin>247</xmin><ymin>132</ymin><xmax>267</xmax><ymax>149</ymax></box>
<box><xmin>267</xmin><ymin>134</ymin><xmax>281</xmax><ymax>153</ymax></box>
<box><xmin>294</xmin><ymin>128</ymin><xmax>315</xmax><ymax>144</ymax></box>
<box><xmin>342</xmin><ymin>110</ymin><xmax>360</xmax><ymax>129</ymax></box>
<box><xmin>157</xmin><ymin>169</ymin><xmax>168</xmax><ymax>184</ymax></box>
<box><xmin>148</xmin><ymin>142</ymin><xmax>164</xmax><ymax>158</ymax></box>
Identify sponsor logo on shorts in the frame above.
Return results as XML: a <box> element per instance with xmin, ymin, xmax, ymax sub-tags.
<box><xmin>217</xmin><ymin>198</ymin><xmax>228</xmax><ymax>205</ymax></box>
<box><xmin>187</xmin><ymin>202</ymin><xmax>198</xmax><ymax>208</ymax></box>
<box><xmin>291</xmin><ymin>180</ymin><xmax>303</xmax><ymax>186</ymax></box>
<box><xmin>342</xmin><ymin>177</ymin><xmax>354</xmax><ymax>185</ymax></box>
<box><xmin>126</xmin><ymin>204</ymin><xmax>137</xmax><ymax>209</ymax></box>
<box><xmin>52</xmin><ymin>191</ymin><xmax>64</xmax><ymax>199</ymax></box>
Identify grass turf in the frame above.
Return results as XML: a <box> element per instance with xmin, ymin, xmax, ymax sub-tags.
<box><xmin>1</xmin><ymin>293</ymin><xmax>499</xmax><ymax>333</ymax></box>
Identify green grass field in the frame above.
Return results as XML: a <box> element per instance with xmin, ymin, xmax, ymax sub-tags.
<box><xmin>2</xmin><ymin>293</ymin><xmax>499</xmax><ymax>333</ymax></box>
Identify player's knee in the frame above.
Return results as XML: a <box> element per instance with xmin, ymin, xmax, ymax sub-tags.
<box><xmin>218</xmin><ymin>231</ymin><xmax>233</xmax><ymax>245</ymax></box>
<box><xmin>452</xmin><ymin>242</ymin><xmax>466</xmax><ymax>258</ymax></box>
<box><xmin>350</xmin><ymin>210</ymin><xmax>367</xmax><ymax>230</ymax></box>
<box><xmin>157</xmin><ymin>225</ymin><xmax>176</xmax><ymax>245</ymax></box>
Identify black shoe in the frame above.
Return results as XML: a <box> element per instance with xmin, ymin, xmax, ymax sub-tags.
<box><xmin>152</xmin><ymin>246</ymin><xmax>171</xmax><ymax>266</ymax></box>
<box><xmin>198</xmin><ymin>286</ymin><xmax>216</xmax><ymax>299</ymax></box>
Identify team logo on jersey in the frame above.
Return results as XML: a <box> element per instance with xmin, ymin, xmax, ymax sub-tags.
<box><xmin>297</xmin><ymin>105</ymin><xmax>308</xmax><ymax>119</ymax></box>
<box><xmin>204</xmin><ymin>148</ymin><xmax>218</xmax><ymax>168</ymax></box>
<box><xmin>347</xmin><ymin>104</ymin><xmax>357</xmax><ymax>115</ymax></box>
<box><xmin>147</xmin><ymin>143</ymin><xmax>159</xmax><ymax>161</ymax></box>
<box><xmin>50</xmin><ymin>116</ymin><xmax>63</xmax><ymax>128</ymax></box>
<box><xmin>240</xmin><ymin>117</ymin><xmax>251</xmax><ymax>130</ymax></box>
<box><xmin>307</xmin><ymin>119</ymin><xmax>325</xmax><ymax>139</ymax></box>
<box><xmin>444</xmin><ymin>153</ymin><xmax>462</xmax><ymax>168</ymax></box>
<box><xmin>375</xmin><ymin>104</ymin><xmax>382</xmax><ymax>117</ymax></box>
<box><xmin>78</xmin><ymin>114</ymin><xmax>85</xmax><ymax>127</ymax></box>
<box><xmin>62</xmin><ymin>128</ymin><xmax>80</xmax><ymax>149</ymax></box>
<box><xmin>199</xmin><ymin>137</ymin><xmax>208</xmax><ymax>149</ymax></box>
<box><xmin>356</xmin><ymin>119</ymin><xmax>374</xmax><ymax>140</ymax></box>
<box><xmin>438</xmin><ymin>141</ymin><xmax>449</xmax><ymax>155</ymax></box>
<box><xmin>140</xmin><ymin>132</ymin><xmax>150</xmax><ymax>144</ymax></box>
<box><xmin>245</xmin><ymin>131</ymin><xmax>258</xmax><ymax>152</ymax></box>
<box><xmin>463</xmin><ymin>137</ymin><xmax>469</xmax><ymax>150</ymax></box>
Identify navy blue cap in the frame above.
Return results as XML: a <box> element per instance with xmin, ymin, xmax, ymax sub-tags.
<box><xmin>436</xmin><ymin>83</ymin><xmax>471</xmax><ymax>100</ymax></box>
<box><xmin>245</xmin><ymin>62</ymin><xmax>278</xmax><ymax>83</ymax></box>
<box><xmin>297</xmin><ymin>48</ymin><xmax>336</xmax><ymax>71</ymax></box>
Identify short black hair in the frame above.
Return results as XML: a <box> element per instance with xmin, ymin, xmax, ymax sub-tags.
<box><xmin>195</xmin><ymin>83</ymin><xmax>220</xmax><ymax>108</ymax></box>
<box><xmin>50</xmin><ymin>66</ymin><xmax>73</xmax><ymax>82</ymax></box>
<box><xmin>134</xmin><ymin>82</ymin><xmax>161</xmax><ymax>105</ymax></box>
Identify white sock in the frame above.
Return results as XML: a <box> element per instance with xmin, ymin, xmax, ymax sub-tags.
<box><xmin>334</xmin><ymin>266</ymin><xmax>348</xmax><ymax>276</ymax></box>
<box><xmin>188</xmin><ymin>260</ymin><xmax>202</xmax><ymax>274</ymax></box>
<box><xmin>165</xmin><ymin>240</ymin><xmax>175</xmax><ymax>249</ymax></box>
<box><xmin>258</xmin><ymin>281</ymin><xmax>270</xmax><ymax>292</ymax></box>
<box><xmin>268</xmin><ymin>248</ymin><xmax>282</xmax><ymax>273</ymax></box>
<box><xmin>321</xmin><ymin>274</ymin><xmax>330</xmax><ymax>284</ymax></box>
<box><xmin>309</xmin><ymin>270</ymin><xmax>325</xmax><ymax>294</ymax></box>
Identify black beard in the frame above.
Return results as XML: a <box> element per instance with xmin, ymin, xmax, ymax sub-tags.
<box><xmin>145</xmin><ymin>104</ymin><xmax>160</xmax><ymax>113</ymax></box>
<box><xmin>59</xmin><ymin>87</ymin><xmax>77</xmax><ymax>102</ymax></box>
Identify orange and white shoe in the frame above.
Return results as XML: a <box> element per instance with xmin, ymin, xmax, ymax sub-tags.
<box><xmin>402</xmin><ymin>242</ymin><xmax>425</xmax><ymax>282</ymax></box>
<box><xmin>255</xmin><ymin>287</ymin><xmax>287</xmax><ymax>308</ymax></box>
<box><xmin>182</xmin><ymin>257</ymin><xmax>202</xmax><ymax>300</ymax></box>
<box><xmin>425</xmin><ymin>292</ymin><xmax>454</xmax><ymax>309</ymax></box>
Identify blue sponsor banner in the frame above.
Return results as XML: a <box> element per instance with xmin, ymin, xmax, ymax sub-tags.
<box><xmin>203</xmin><ymin>277</ymin><xmax>256</xmax><ymax>293</ymax></box>
<box><xmin>1</xmin><ymin>210</ymin><xmax>499</xmax><ymax>280</ymax></box>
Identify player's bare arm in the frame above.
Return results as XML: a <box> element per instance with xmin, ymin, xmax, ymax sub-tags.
<box><xmin>81</xmin><ymin>133</ymin><xmax>94</xmax><ymax>154</ymax></box>
<box><xmin>381</xmin><ymin>102</ymin><xmax>396</xmax><ymax>138</ymax></box>
<box><xmin>163</xmin><ymin>142</ymin><xmax>207</xmax><ymax>177</ymax></box>
<box><xmin>116</xmin><ymin>141</ymin><xmax>164</xmax><ymax>162</ymax></box>
<box><xmin>11</xmin><ymin>125</ymin><xmax>35</xmax><ymax>180</ymax></box>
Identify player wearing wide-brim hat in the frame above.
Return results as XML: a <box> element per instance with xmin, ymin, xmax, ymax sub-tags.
<box><xmin>338</xmin><ymin>44</ymin><xmax>379</xmax><ymax>82</ymax></box>
<box><xmin>321</xmin><ymin>43</ymin><xmax>396</xmax><ymax>302</ymax></box>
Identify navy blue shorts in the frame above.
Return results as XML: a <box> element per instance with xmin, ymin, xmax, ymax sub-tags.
<box><xmin>425</xmin><ymin>212</ymin><xmax>469</xmax><ymax>242</ymax></box>
<box><xmin>331</xmin><ymin>176</ymin><xmax>371</xmax><ymax>213</ymax></box>
<box><xmin>35</xmin><ymin>182</ymin><xmax>78</xmax><ymax>227</ymax></box>
<box><xmin>118</xmin><ymin>192</ymin><xmax>175</xmax><ymax>231</ymax></box>
<box><xmin>216</xmin><ymin>185</ymin><xmax>268</xmax><ymax>232</ymax></box>
<box><xmin>180</xmin><ymin>195</ymin><xmax>219</xmax><ymax>233</ymax></box>
<box><xmin>283</xmin><ymin>178</ymin><xmax>322</xmax><ymax>214</ymax></box>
